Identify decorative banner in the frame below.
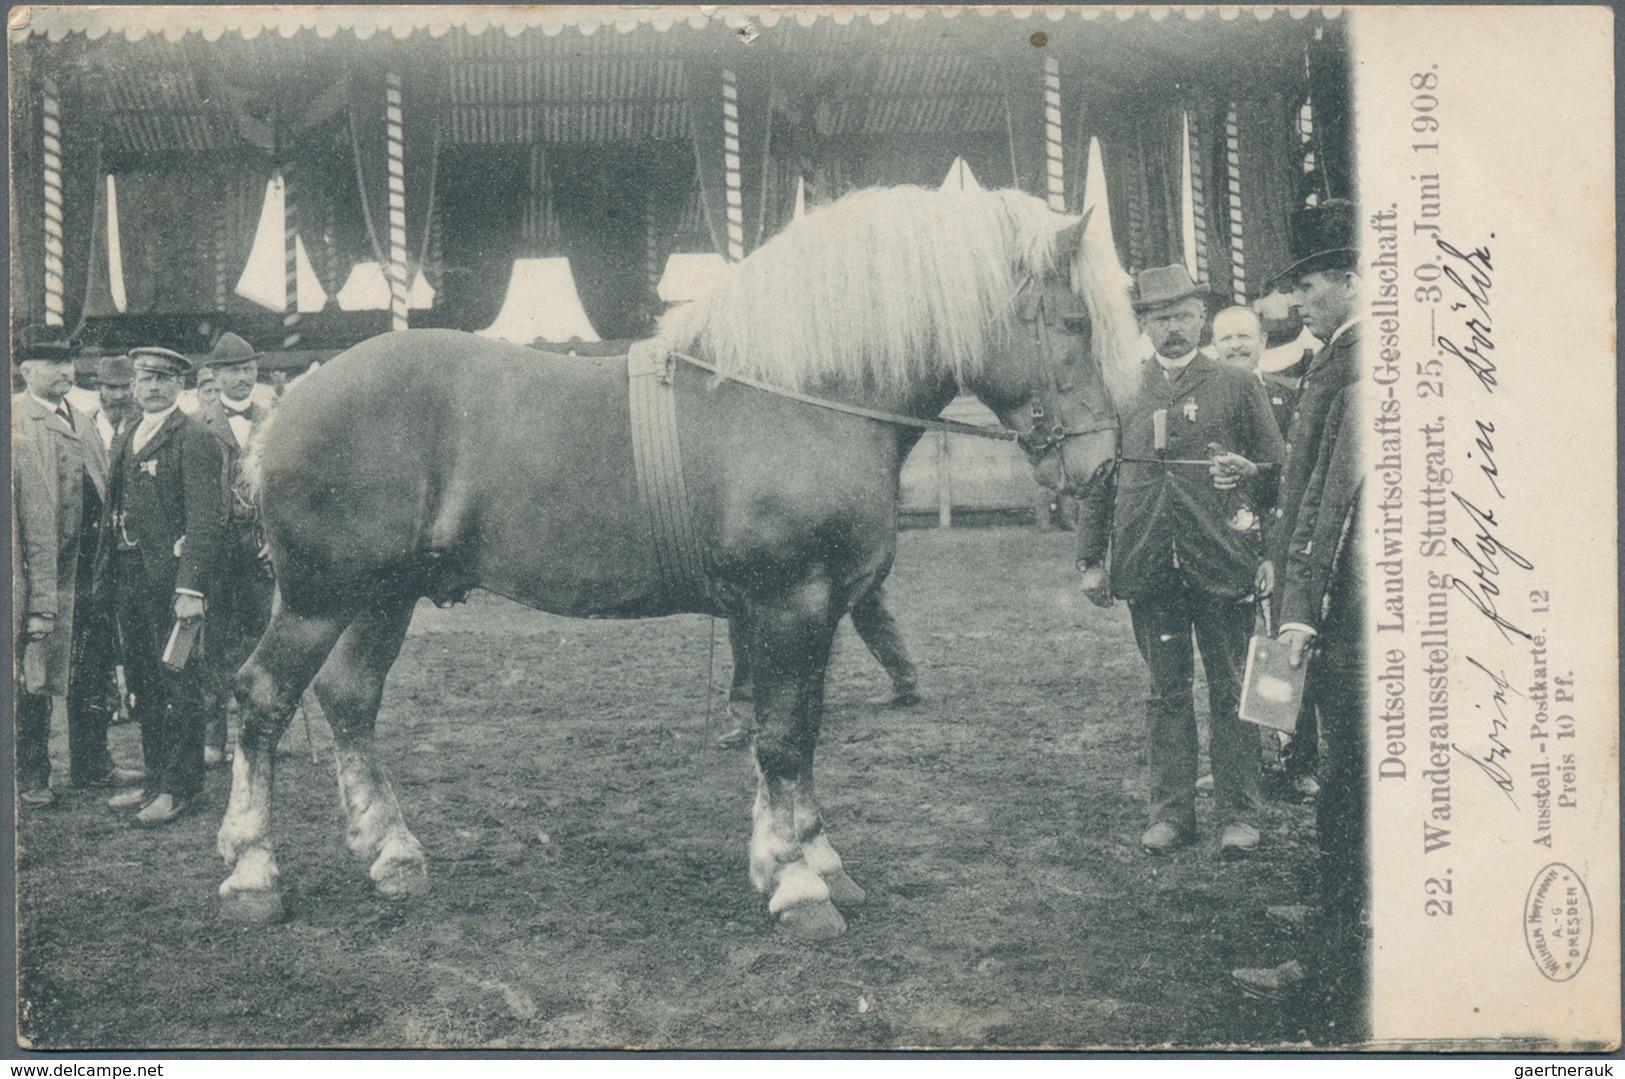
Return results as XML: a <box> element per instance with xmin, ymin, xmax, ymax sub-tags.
<box><xmin>685</xmin><ymin>57</ymin><xmax>772</xmax><ymax>261</ymax></box>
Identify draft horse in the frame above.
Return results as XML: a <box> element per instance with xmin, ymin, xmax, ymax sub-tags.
<box><xmin>219</xmin><ymin>184</ymin><xmax>1141</xmax><ymax>936</ymax></box>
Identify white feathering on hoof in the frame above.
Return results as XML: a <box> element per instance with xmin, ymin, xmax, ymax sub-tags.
<box><xmin>768</xmin><ymin>862</ymin><xmax>833</xmax><ymax>915</ymax></box>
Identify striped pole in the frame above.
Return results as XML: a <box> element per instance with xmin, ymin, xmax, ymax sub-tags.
<box><xmin>386</xmin><ymin>70</ymin><xmax>410</xmax><ymax>331</ymax></box>
<box><xmin>281</xmin><ymin>166</ymin><xmax>300</xmax><ymax>350</ymax></box>
<box><xmin>214</xmin><ymin>186</ymin><xmax>230</xmax><ymax>311</ymax></box>
<box><xmin>1224</xmin><ymin>103</ymin><xmax>1247</xmax><ymax>304</ymax></box>
<box><xmin>1043</xmin><ymin>56</ymin><xmax>1064</xmax><ymax>213</ymax></box>
<box><xmin>645</xmin><ymin>186</ymin><xmax>660</xmax><ymax>292</ymax></box>
<box><xmin>1185</xmin><ymin>110</ymin><xmax>1209</xmax><ymax>286</ymax></box>
<box><xmin>42</xmin><ymin>78</ymin><xmax>64</xmax><ymax>327</ymax></box>
<box><xmin>721</xmin><ymin>69</ymin><xmax>744</xmax><ymax>262</ymax></box>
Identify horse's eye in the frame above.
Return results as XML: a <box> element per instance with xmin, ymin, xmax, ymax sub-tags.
<box><xmin>1061</xmin><ymin>315</ymin><xmax>1089</xmax><ymax>334</ymax></box>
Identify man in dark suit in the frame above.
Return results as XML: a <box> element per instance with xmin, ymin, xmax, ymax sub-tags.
<box><xmin>100</xmin><ymin>346</ymin><xmax>229</xmax><ymax>826</ymax></box>
<box><xmin>11</xmin><ymin>330</ymin><xmax>137</xmax><ymax>806</ymax></box>
<box><xmin>1232</xmin><ymin>201</ymin><xmax>1368</xmax><ymax>1043</ymax></box>
<box><xmin>192</xmin><ymin>332</ymin><xmax>275</xmax><ymax>766</ymax></box>
<box><xmin>1076</xmin><ymin>265</ymin><xmax>1285</xmax><ymax>857</ymax></box>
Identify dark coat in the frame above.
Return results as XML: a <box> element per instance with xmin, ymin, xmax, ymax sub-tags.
<box><xmin>1077</xmin><ymin>353</ymin><xmax>1286</xmax><ymax>602</ymax></box>
<box><xmin>101</xmin><ymin>407</ymin><xmax>230</xmax><ymax>602</ymax></box>
<box><xmin>1277</xmin><ymin>383</ymin><xmax>1363</xmax><ymax>634</ymax></box>
<box><xmin>12</xmin><ymin>394</ymin><xmax>110</xmax><ymax>693</ymax></box>
<box><xmin>1270</xmin><ymin>323</ymin><xmax>1360</xmax><ymax>570</ymax></box>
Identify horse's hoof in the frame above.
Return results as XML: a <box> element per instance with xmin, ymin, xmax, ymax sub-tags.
<box><xmin>822</xmin><ymin>868</ymin><xmax>867</xmax><ymax>906</ymax></box>
<box><xmin>220</xmin><ymin>889</ymin><xmax>285</xmax><ymax>925</ymax></box>
<box><xmin>776</xmin><ymin>899</ymin><xmax>847</xmax><ymax>939</ymax></box>
<box><xmin>373</xmin><ymin>862</ymin><xmax>429</xmax><ymax>900</ymax></box>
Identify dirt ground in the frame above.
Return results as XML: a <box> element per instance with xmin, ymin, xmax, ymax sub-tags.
<box><xmin>16</xmin><ymin>527</ymin><xmax>1327</xmax><ymax>1050</ymax></box>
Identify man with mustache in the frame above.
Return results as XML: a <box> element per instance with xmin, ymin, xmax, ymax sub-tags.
<box><xmin>1076</xmin><ymin>265</ymin><xmax>1284</xmax><ymax>858</ymax></box>
<box><xmin>99</xmin><ymin>346</ymin><xmax>229</xmax><ymax>826</ymax></box>
<box><xmin>12</xmin><ymin>329</ymin><xmax>139</xmax><ymax>805</ymax></box>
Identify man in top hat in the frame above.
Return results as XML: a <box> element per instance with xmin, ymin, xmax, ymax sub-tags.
<box><xmin>1075</xmin><ymin>264</ymin><xmax>1285</xmax><ymax>857</ymax></box>
<box><xmin>88</xmin><ymin>355</ymin><xmax>141</xmax><ymax>452</ymax></box>
<box><xmin>192</xmin><ymin>332</ymin><xmax>275</xmax><ymax>766</ymax></box>
<box><xmin>1231</xmin><ymin>199</ymin><xmax>1369</xmax><ymax>1040</ymax></box>
<box><xmin>98</xmin><ymin>345</ymin><xmax>229</xmax><ymax>825</ymax></box>
<box><xmin>11</xmin><ymin>329</ymin><xmax>138</xmax><ymax>805</ymax></box>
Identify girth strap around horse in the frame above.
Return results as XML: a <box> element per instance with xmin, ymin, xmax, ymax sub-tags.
<box><xmin>627</xmin><ymin>340</ymin><xmax>715</xmax><ymax>599</ymax></box>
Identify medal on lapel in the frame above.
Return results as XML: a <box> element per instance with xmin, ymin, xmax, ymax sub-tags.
<box><xmin>1182</xmin><ymin>398</ymin><xmax>1198</xmax><ymax>422</ymax></box>
<box><xmin>141</xmin><ymin>460</ymin><xmax>159</xmax><ymax>477</ymax></box>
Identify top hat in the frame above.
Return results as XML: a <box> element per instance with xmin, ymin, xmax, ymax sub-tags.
<box><xmin>208</xmin><ymin>332</ymin><xmax>260</xmax><ymax>368</ymax></box>
<box><xmin>1131</xmin><ymin>264</ymin><xmax>1210</xmax><ymax>311</ymax></box>
<box><xmin>1273</xmin><ymin>198</ymin><xmax>1359</xmax><ymax>285</ymax></box>
<box><xmin>128</xmin><ymin>347</ymin><xmax>194</xmax><ymax>378</ymax></box>
<box><xmin>96</xmin><ymin>355</ymin><xmax>135</xmax><ymax>386</ymax></box>
<box><xmin>13</xmin><ymin>325</ymin><xmax>78</xmax><ymax>365</ymax></box>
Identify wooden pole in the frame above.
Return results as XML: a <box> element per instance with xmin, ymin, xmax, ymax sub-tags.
<box><xmin>721</xmin><ymin>69</ymin><xmax>745</xmax><ymax>262</ymax></box>
<box><xmin>936</xmin><ymin>430</ymin><xmax>952</xmax><ymax>530</ymax></box>
<box><xmin>41</xmin><ymin>77</ymin><xmax>64</xmax><ymax>327</ymax></box>
<box><xmin>1043</xmin><ymin>56</ymin><xmax>1064</xmax><ymax>213</ymax></box>
<box><xmin>1225</xmin><ymin>103</ymin><xmax>1247</xmax><ymax>304</ymax></box>
<box><xmin>386</xmin><ymin>70</ymin><xmax>410</xmax><ymax>331</ymax></box>
<box><xmin>281</xmin><ymin>165</ymin><xmax>300</xmax><ymax>350</ymax></box>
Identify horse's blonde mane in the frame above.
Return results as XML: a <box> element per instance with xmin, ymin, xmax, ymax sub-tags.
<box><xmin>657</xmin><ymin>185</ymin><xmax>1140</xmax><ymax>403</ymax></box>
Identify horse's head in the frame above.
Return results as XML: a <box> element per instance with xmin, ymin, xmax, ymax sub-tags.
<box><xmin>966</xmin><ymin>209</ymin><xmax>1139</xmax><ymax>499</ymax></box>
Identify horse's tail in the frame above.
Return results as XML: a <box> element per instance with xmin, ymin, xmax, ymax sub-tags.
<box><xmin>239</xmin><ymin>406</ymin><xmax>278</xmax><ymax>509</ymax></box>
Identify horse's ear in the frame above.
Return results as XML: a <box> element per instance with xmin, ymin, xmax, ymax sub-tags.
<box><xmin>1052</xmin><ymin>207</ymin><xmax>1093</xmax><ymax>268</ymax></box>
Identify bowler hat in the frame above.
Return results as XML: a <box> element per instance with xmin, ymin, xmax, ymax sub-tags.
<box><xmin>13</xmin><ymin>325</ymin><xmax>77</xmax><ymax>365</ymax></box>
<box><xmin>1132</xmin><ymin>264</ymin><xmax>1209</xmax><ymax>311</ymax></box>
<box><xmin>1273</xmin><ymin>198</ymin><xmax>1359</xmax><ymax>285</ymax></box>
<box><xmin>208</xmin><ymin>332</ymin><xmax>260</xmax><ymax>368</ymax></box>
<box><xmin>96</xmin><ymin>355</ymin><xmax>135</xmax><ymax>386</ymax></box>
<box><xmin>128</xmin><ymin>347</ymin><xmax>194</xmax><ymax>377</ymax></box>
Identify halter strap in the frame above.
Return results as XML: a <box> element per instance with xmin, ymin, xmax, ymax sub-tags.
<box><xmin>666</xmin><ymin>351</ymin><xmax>1024</xmax><ymax>444</ymax></box>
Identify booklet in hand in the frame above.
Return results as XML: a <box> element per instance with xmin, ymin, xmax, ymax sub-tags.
<box><xmin>1238</xmin><ymin>633</ymin><xmax>1307</xmax><ymax>733</ymax></box>
<box><xmin>161</xmin><ymin>618</ymin><xmax>202</xmax><ymax>672</ymax></box>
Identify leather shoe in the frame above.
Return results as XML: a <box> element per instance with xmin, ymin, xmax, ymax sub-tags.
<box><xmin>1221</xmin><ymin>821</ymin><xmax>1261</xmax><ymax>857</ymax></box>
<box><xmin>107</xmin><ymin>787</ymin><xmax>148</xmax><ymax>810</ymax></box>
<box><xmin>1140</xmin><ymin>820</ymin><xmax>1191</xmax><ymax>855</ymax></box>
<box><xmin>715</xmin><ymin>725</ymin><xmax>752</xmax><ymax>750</ymax></box>
<box><xmin>868</xmin><ymin>686</ymin><xmax>922</xmax><ymax>708</ymax></box>
<box><xmin>20</xmin><ymin>788</ymin><xmax>56</xmax><ymax>809</ymax></box>
<box><xmin>134</xmin><ymin>793</ymin><xmax>193</xmax><ymax>827</ymax></box>
<box><xmin>1231</xmin><ymin>959</ymin><xmax>1307</xmax><ymax>1001</ymax></box>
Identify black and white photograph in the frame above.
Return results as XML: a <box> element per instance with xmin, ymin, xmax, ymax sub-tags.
<box><xmin>7</xmin><ymin>4</ymin><xmax>1616</xmax><ymax>1055</ymax></box>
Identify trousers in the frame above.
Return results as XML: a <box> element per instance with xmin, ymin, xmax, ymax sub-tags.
<box><xmin>1128</xmin><ymin>574</ymin><xmax>1261</xmax><ymax>831</ymax></box>
<box><xmin>113</xmin><ymin>550</ymin><xmax>205</xmax><ymax>801</ymax></box>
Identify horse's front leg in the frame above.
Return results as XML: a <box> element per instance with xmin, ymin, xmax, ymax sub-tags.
<box><xmin>218</xmin><ymin>601</ymin><xmax>348</xmax><ymax>923</ymax></box>
<box><xmin>745</xmin><ymin>583</ymin><xmax>865</xmax><ymax>938</ymax></box>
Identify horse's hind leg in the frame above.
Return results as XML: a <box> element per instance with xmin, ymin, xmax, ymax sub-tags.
<box><xmin>218</xmin><ymin>596</ymin><xmax>349</xmax><ymax>922</ymax></box>
<box><xmin>310</xmin><ymin>594</ymin><xmax>426</xmax><ymax>899</ymax></box>
<box><xmin>745</xmin><ymin>581</ymin><xmax>863</xmax><ymax>939</ymax></box>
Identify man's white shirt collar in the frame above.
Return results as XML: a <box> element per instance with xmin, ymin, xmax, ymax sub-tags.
<box><xmin>1155</xmin><ymin>349</ymin><xmax>1199</xmax><ymax>373</ymax></box>
<box><xmin>132</xmin><ymin>404</ymin><xmax>180</xmax><ymax>453</ymax></box>
<box><xmin>1328</xmin><ymin>318</ymin><xmax>1361</xmax><ymax>347</ymax></box>
<box><xmin>30</xmin><ymin>392</ymin><xmax>66</xmax><ymax>416</ymax></box>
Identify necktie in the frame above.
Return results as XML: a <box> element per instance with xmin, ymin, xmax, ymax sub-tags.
<box><xmin>225</xmin><ymin>407</ymin><xmax>251</xmax><ymax>419</ymax></box>
<box><xmin>56</xmin><ymin>403</ymin><xmax>74</xmax><ymax>431</ymax></box>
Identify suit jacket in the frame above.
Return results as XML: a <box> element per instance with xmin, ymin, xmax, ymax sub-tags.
<box><xmin>101</xmin><ymin>407</ymin><xmax>229</xmax><ymax>603</ymax></box>
<box><xmin>1278</xmin><ymin>383</ymin><xmax>1363</xmax><ymax>641</ymax></box>
<box><xmin>195</xmin><ymin>397</ymin><xmax>269</xmax><ymax>456</ymax></box>
<box><xmin>1077</xmin><ymin>353</ymin><xmax>1286</xmax><ymax>602</ymax></box>
<box><xmin>1270</xmin><ymin>323</ymin><xmax>1360</xmax><ymax>570</ymax></box>
<box><xmin>12</xmin><ymin>394</ymin><xmax>110</xmax><ymax>692</ymax></box>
